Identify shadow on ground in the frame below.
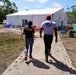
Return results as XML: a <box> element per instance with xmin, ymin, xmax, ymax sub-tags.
<box><xmin>25</xmin><ymin>58</ymin><xmax>50</xmax><ymax>69</ymax></box>
<box><xmin>25</xmin><ymin>55</ymin><xmax>76</xmax><ymax>74</ymax></box>
<box><xmin>49</xmin><ymin>55</ymin><xmax>76</xmax><ymax>74</ymax></box>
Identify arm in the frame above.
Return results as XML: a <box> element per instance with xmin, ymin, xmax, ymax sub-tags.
<box><xmin>32</xmin><ymin>28</ymin><xmax>35</xmax><ymax>38</ymax></box>
<box><xmin>22</xmin><ymin>28</ymin><xmax>25</xmax><ymax>35</ymax></box>
<box><xmin>22</xmin><ymin>29</ymin><xmax>25</xmax><ymax>36</ymax></box>
<box><xmin>32</xmin><ymin>33</ymin><xmax>34</xmax><ymax>38</ymax></box>
<box><xmin>40</xmin><ymin>28</ymin><xmax>43</xmax><ymax>38</ymax></box>
<box><xmin>54</xmin><ymin>27</ymin><xmax>58</xmax><ymax>43</ymax></box>
<box><xmin>22</xmin><ymin>28</ymin><xmax>25</xmax><ymax>39</ymax></box>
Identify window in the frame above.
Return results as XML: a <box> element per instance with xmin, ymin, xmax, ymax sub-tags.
<box><xmin>22</xmin><ymin>19</ymin><xmax>28</xmax><ymax>27</ymax></box>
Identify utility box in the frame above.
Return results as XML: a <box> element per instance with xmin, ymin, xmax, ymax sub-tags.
<box><xmin>69</xmin><ymin>31</ymin><xmax>74</xmax><ymax>37</ymax></box>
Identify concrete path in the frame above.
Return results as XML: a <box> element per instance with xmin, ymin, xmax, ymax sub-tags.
<box><xmin>1</xmin><ymin>28</ymin><xmax>76</xmax><ymax>75</ymax></box>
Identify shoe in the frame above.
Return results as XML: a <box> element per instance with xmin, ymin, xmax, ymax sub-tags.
<box><xmin>48</xmin><ymin>50</ymin><xmax>52</xmax><ymax>55</ymax></box>
<box><xmin>45</xmin><ymin>58</ymin><xmax>48</xmax><ymax>62</ymax></box>
<box><xmin>49</xmin><ymin>52</ymin><xmax>52</xmax><ymax>56</ymax></box>
<box><xmin>29</xmin><ymin>55</ymin><xmax>32</xmax><ymax>58</ymax></box>
<box><xmin>45</xmin><ymin>54</ymin><xmax>48</xmax><ymax>62</ymax></box>
<box><xmin>24</xmin><ymin>57</ymin><xmax>27</xmax><ymax>60</ymax></box>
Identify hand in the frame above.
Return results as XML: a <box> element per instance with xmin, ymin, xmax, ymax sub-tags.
<box><xmin>22</xmin><ymin>35</ymin><xmax>24</xmax><ymax>40</ymax></box>
<box><xmin>55</xmin><ymin>39</ymin><xmax>58</xmax><ymax>43</ymax></box>
<box><xmin>40</xmin><ymin>35</ymin><xmax>42</xmax><ymax>38</ymax></box>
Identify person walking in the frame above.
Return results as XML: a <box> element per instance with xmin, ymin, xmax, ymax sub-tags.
<box><xmin>23</xmin><ymin>21</ymin><xmax>35</xmax><ymax>61</ymax></box>
<box><xmin>40</xmin><ymin>15</ymin><xmax>58</xmax><ymax>62</ymax></box>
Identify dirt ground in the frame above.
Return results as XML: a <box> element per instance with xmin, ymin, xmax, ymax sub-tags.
<box><xmin>0</xmin><ymin>28</ymin><xmax>24</xmax><ymax>75</ymax></box>
<box><xmin>0</xmin><ymin>27</ymin><xmax>76</xmax><ymax>74</ymax></box>
<box><xmin>60</xmin><ymin>37</ymin><xmax>76</xmax><ymax>69</ymax></box>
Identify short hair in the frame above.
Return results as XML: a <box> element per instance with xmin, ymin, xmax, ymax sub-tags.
<box><xmin>28</xmin><ymin>21</ymin><xmax>32</xmax><ymax>27</ymax></box>
<box><xmin>46</xmin><ymin>15</ymin><xmax>51</xmax><ymax>20</ymax></box>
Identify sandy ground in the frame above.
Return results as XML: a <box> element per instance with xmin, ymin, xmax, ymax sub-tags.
<box><xmin>60</xmin><ymin>37</ymin><xmax>76</xmax><ymax>68</ymax></box>
<box><xmin>8</xmin><ymin>28</ymin><xmax>76</xmax><ymax>69</ymax></box>
<box><xmin>0</xmin><ymin>28</ymin><xmax>76</xmax><ymax>73</ymax></box>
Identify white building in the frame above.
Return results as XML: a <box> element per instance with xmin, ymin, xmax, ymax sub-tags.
<box><xmin>6</xmin><ymin>8</ymin><xmax>67</xmax><ymax>28</ymax></box>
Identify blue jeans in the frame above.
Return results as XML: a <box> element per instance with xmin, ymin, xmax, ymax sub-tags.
<box><xmin>25</xmin><ymin>38</ymin><xmax>34</xmax><ymax>57</ymax></box>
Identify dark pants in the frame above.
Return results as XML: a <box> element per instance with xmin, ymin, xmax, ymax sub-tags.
<box><xmin>44</xmin><ymin>35</ymin><xmax>53</xmax><ymax>55</ymax></box>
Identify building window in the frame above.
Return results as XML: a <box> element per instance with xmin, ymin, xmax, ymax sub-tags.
<box><xmin>22</xmin><ymin>19</ymin><xmax>28</xmax><ymax>27</ymax></box>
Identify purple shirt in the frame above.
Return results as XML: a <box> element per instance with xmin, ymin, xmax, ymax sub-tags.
<box><xmin>40</xmin><ymin>20</ymin><xmax>57</xmax><ymax>35</ymax></box>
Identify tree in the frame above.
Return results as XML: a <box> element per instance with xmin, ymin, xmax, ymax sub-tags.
<box><xmin>66</xmin><ymin>7</ymin><xmax>72</xmax><ymax>24</ymax></box>
<box><xmin>71</xmin><ymin>5</ymin><xmax>76</xmax><ymax>23</ymax></box>
<box><xmin>66</xmin><ymin>5</ymin><xmax>76</xmax><ymax>24</ymax></box>
<box><xmin>0</xmin><ymin>0</ymin><xmax>18</xmax><ymax>22</ymax></box>
<box><xmin>11</xmin><ymin>2</ymin><xmax>18</xmax><ymax>13</ymax></box>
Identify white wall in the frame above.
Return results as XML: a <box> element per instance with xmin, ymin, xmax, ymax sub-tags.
<box><xmin>7</xmin><ymin>16</ymin><xmax>17</xmax><ymax>25</ymax></box>
<box><xmin>6</xmin><ymin>8</ymin><xmax>67</xmax><ymax>28</ymax></box>
<box><xmin>53</xmin><ymin>8</ymin><xmax>67</xmax><ymax>27</ymax></box>
<box><xmin>33</xmin><ymin>15</ymin><xmax>46</xmax><ymax>27</ymax></box>
<box><xmin>18</xmin><ymin>15</ymin><xmax>33</xmax><ymax>26</ymax></box>
<box><xmin>16</xmin><ymin>15</ymin><xmax>46</xmax><ymax>27</ymax></box>
<box><xmin>7</xmin><ymin>15</ymin><xmax>33</xmax><ymax>26</ymax></box>
<box><xmin>63</xmin><ymin>13</ymin><xmax>67</xmax><ymax>26</ymax></box>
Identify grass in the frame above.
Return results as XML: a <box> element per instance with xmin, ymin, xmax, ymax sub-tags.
<box><xmin>58</xmin><ymin>30</ymin><xmax>76</xmax><ymax>38</ymax></box>
<box><xmin>0</xmin><ymin>25</ymin><xmax>4</xmax><ymax>28</ymax></box>
<box><xmin>0</xmin><ymin>32</ymin><xmax>24</xmax><ymax>74</ymax></box>
<box><xmin>58</xmin><ymin>31</ymin><xmax>69</xmax><ymax>38</ymax></box>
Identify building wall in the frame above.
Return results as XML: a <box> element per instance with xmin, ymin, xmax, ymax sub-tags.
<box><xmin>7</xmin><ymin>16</ymin><xmax>17</xmax><ymax>25</ymax></box>
<box><xmin>53</xmin><ymin>8</ymin><xmax>67</xmax><ymax>27</ymax></box>
<box><xmin>18</xmin><ymin>15</ymin><xmax>33</xmax><ymax>26</ymax></box>
<box><xmin>6</xmin><ymin>8</ymin><xmax>67</xmax><ymax>28</ymax></box>
<box><xmin>33</xmin><ymin>15</ymin><xmax>46</xmax><ymax>27</ymax></box>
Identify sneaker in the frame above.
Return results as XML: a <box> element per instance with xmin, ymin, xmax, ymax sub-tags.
<box><xmin>29</xmin><ymin>55</ymin><xmax>32</xmax><ymax>58</ymax></box>
<box><xmin>45</xmin><ymin>54</ymin><xmax>48</xmax><ymax>62</ymax></box>
<box><xmin>24</xmin><ymin>57</ymin><xmax>27</xmax><ymax>60</ymax></box>
<box><xmin>49</xmin><ymin>52</ymin><xmax>52</xmax><ymax>56</ymax></box>
<box><xmin>48</xmin><ymin>50</ymin><xmax>52</xmax><ymax>55</ymax></box>
<box><xmin>46</xmin><ymin>60</ymin><xmax>48</xmax><ymax>62</ymax></box>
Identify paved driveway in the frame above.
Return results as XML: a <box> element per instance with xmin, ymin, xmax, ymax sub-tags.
<box><xmin>1</xmin><ymin>28</ymin><xmax>76</xmax><ymax>75</ymax></box>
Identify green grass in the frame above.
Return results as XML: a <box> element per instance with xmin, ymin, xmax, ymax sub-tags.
<box><xmin>0</xmin><ymin>32</ymin><xmax>24</xmax><ymax>74</ymax></box>
<box><xmin>58</xmin><ymin>30</ymin><xmax>76</xmax><ymax>44</ymax></box>
<box><xmin>0</xmin><ymin>24</ymin><xmax>4</xmax><ymax>28</ymax></box>
<box><xmin>58</xmin><ymin>31</ymin><xmax>69</xmax><ymax>38</ymax></box>
<box><xmin>58</xmin><ymin>30</ymin><xmax>76</xmax><ymax>38</ymax></box>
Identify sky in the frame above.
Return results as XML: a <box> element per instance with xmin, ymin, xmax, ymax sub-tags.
<box><xmin>0</xmin><ymin>0</ymin><xmax>76</xmax><ymax>12</ymax></box>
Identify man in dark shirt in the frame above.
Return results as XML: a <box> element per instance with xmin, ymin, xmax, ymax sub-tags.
<box><xmin>23</xmin><ymin>21</ymin><xmax>35</xmax><ymax>61</ymax></box>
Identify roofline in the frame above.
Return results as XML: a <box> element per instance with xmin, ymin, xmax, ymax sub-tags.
<box><xmin>6</xmin><ymin>7</ymin><xmax>64</xmax><ymax>16</ymax></box>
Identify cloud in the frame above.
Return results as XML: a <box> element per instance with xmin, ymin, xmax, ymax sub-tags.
<box><xmin>25</xmin><ymin>0</ymin><xmax>49</xmax><ymax>4</ymax></box>
<box><xmin>26</xmin><ymin>0</ymin><xmax>34</xmax><ymax>2</ymax></box>
<box><xmin>23</xmin><ymin>6</ymin><xmax>29</xmax><ymax>10</ymax></box>
<box><xmin>35</xmin><ymin>4</ymin><xmax>42</xmax><ymax>8</ymax></box>
<box><xmin>52</xmin><ymin>2</ymin><xmax>63</xmax><ymax>8</ymax></box>
<box><xmin>0</xmin><ymin>1</ymin><xmax>4</xmax><ymax>6</ymax></box>
<box><xmin>38</xmin><ymin>0</ymin><xmax>49</xmax><ymax>4</ymax></box>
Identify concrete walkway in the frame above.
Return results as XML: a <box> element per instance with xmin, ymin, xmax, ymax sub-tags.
<box><xmin>1</xmin><ymin>29</ymin><xmax>76</xmax><ymax>75</ymax></box>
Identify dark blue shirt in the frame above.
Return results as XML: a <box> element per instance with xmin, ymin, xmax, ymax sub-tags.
<box><xmin>23</xmin><ymin>27</ymin><xmax>35</xmax><ymax>38</ymax></box>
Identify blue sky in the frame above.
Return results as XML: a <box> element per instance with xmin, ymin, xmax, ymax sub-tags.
<box><xmin>1</xmin><ymin>0</ymin><xmax>76</xmax><ymax>12</ymax></box>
